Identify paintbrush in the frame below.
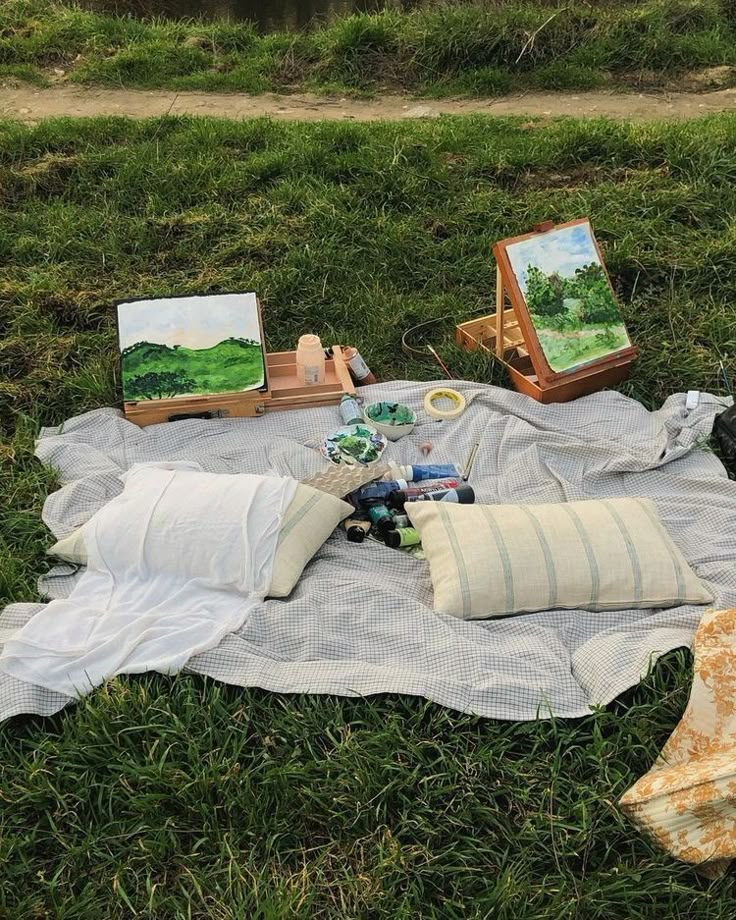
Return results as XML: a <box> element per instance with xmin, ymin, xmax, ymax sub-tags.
<box><xmin>462</xmin><ymin>442</ymin><xmax>480</xmax><ymax>481</ymax></box>
<box><xmin>427</xmin><ymin>345</ymin><xmax>453</xmax><ymax>380</ymax></box>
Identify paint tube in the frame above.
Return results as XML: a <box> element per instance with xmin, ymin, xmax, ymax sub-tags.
<box><xmin>354</xmin><ymin>479</ymin><xmax>408</xmax><ymax>503</ymax></box>
<box><xmin>384</xmin><ymin>527</ymin><xmax>422</xmax><ymax>549</ymax></box>
<box><xmin>383</xmin><ymin>462</ymin><xmax>459</xmax><ymax>482</ymax></box>
<box><xmin>394</xmin><ymin>478</ymin><xmax>460</xmax><ymax>498</ymax></box>
<box><xmin>365</xmin><ymin>501</ymin><xmax>395</xmax><ymax>534</ymax></box>
<box><xmin>391</xmin><ymin>485</ymin><xmax>475</xmax><ymax>508</ymax></box>
<box><xmin>339</xmin><ymin>394</ymin><xmax>363</xmax><ymax>426</ymax></box>
<box><xmin>344</xmin><ymin>347</ymin><xmax>377</xmax><ymax>385</ymax></box>
<box><xmin>391</xmin><ymin>513</ymin><xmax>410</xmax><ymax>528</ymax></box>
<box><xmin>342</xmin><ymin>518</ymin><xmax>371</xmax><ymax>543</ymax></box>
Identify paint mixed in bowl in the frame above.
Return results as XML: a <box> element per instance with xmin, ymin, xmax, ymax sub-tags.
<box><xmin>363</xmin><ymin>402</ymin><xmax>416</xmax><ymax>441</ymax></box>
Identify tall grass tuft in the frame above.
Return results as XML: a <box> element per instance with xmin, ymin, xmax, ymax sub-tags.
<box><xmin>2</xmin><ymin>0</ymin><xmax>736</xmax><ymax>93</ymax></box>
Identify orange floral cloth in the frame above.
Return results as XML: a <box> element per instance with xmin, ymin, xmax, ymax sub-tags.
<box><xmin>620</xmin><ymin>608</ymin><xmax>736</xmax><ymax>877</ymax></box>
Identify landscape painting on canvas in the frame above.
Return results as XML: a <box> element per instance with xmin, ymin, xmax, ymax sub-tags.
<box><xmin>505</xmin><ymin>222</ymin><xmax>631</xmax><ymax>373</ymax></box>
<box><xmin>118</xmin><ymin>293</ymin><xmax>265</xmax><ymax>401</ymax></box>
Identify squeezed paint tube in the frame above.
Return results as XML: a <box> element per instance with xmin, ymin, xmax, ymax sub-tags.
<box><xmin>392</xmin><ymin>485</ymin><xmax>475</xmax><ymax>508</ymax></box>
<box><xmin>354</xmin><ymin>479</ymin><xmax>409</xmax><ymax>503</ymax></box>
<box><xmin>385</xmin><ymin>527</ymin><xmax>422</xmax><ymax>549</ymax></box>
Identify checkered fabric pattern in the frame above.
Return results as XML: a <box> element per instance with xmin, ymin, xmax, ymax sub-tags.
<box><xmin>1</xmin><ymin>382</ymin><xmax>734</xmax><ymax>722</ymax></box>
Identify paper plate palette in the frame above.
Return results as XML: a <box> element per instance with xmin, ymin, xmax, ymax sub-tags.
<box><xmin>321</xmin><ymin>424</ymin><xmax>387</xmax><ymax>466</ymax></box>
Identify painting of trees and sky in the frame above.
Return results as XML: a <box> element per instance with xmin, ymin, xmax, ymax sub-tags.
<box><xmin>117</xmin><ymin>293</ymin><xmax>265</xmax><ymax>401</ymax></box>
<box><xmin>506</xmin><ymin>223</ymin><xmax>631</xmax><ymax>373</ymax></box>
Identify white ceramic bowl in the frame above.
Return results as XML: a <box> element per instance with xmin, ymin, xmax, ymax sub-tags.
<box><xmin>363</xmin><ymin>401</ymin><xmax>417</xmax><ymax>441</ymax></box>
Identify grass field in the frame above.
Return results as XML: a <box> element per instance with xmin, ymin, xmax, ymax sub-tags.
<box><xmin>3</xmin><ymin>0</ymin><xmax>736</xmax><ymax>95</ymax></box>
<box><xmin>2</xmin><ymin>112</ymin><xmax>736</xmax><ymax>915</ymax></box>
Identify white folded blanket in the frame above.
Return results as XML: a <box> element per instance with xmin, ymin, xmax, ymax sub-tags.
<box><xmin>0</xmin><ymin>464</ymin><xmax>297</xmax><ymax>696</ymax></box>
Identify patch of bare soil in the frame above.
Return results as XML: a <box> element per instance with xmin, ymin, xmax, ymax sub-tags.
<box><xmin>2</xmin><ymin>84</ymin><xmax>736</xmax><ymax>123</ymax></box>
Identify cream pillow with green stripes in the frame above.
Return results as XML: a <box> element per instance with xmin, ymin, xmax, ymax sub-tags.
<box><xmin>406</xmin><ymin>498</ymin><xmax>713</xmax><ymax>620</ymax></box>
<box><xmin>48</xmin><ymin>482</ymin><xmax>351</xmax><ymax>599</ymax></box>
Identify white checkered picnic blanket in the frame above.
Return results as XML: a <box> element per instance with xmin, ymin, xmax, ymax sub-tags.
<box><xmin>1</xmin><ymin>381</ymin><xmax>734</xmax><ymax>722</ymax></box>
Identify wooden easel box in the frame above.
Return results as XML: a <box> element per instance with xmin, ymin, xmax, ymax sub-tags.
<box><xmin>455</xmin><ymin>314</ymin><xmax>633</xmax><ymax>403</ymax></box>
<box><xmin>124</xmin><ymin>345</ymin><xmax>356</xmax><ymax>426</ymax></box>
<box><xmin>456</xmin><ymin>219</ymin><xmax>638</xmax><ymax>404</ymax></box>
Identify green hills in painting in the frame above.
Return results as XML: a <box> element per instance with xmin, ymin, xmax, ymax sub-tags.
<box><xmin>121</xmin><ymin>337</ymin><xmax>265</xmax><ymax>400</ymax></box>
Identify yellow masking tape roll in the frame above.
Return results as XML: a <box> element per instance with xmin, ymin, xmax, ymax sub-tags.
<box><xmin>424</xmin><ymin>388</ymin><xmax>467</xmax><ymax>420</ymax></box>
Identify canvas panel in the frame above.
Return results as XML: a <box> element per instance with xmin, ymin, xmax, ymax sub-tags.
<box><xmin>117</xmin><ymin>292</ymin><xmax>266</xmax><ymax>401</ymax></box>
<box><xmin>502</xmin><ymin>221</ymin><xmax>631</xmax><ymax>374</ymax></box>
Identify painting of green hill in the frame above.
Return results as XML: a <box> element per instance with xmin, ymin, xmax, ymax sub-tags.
<box><xmin>121</xmin><ymin>338</ymin><xmax>264</xmax><ymax>400</ymax></box>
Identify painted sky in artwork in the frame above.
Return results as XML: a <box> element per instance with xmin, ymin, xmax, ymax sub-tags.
<box><xmin>117</xmin><ymin>293</ymin><xmax>261</xmax><ymax>351</ymax></box>
<box><xmin>506</xmin><ymin>223</ymin><xmax>602</xmax><ymax>294</ymax></box>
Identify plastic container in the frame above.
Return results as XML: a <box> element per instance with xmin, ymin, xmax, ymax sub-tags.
<box><xmin>343</xmin><ymin>518</ymin><xmax>371</xmax><ymax>543</ymax></box>
<box><xmin>385</xmin><ymin>527</ymin><xmax>422</xmax><ymax>549</ymax></box>
<box><xmin>339</xmin><ymin>394</ymin><xmax>363</xmax><ymax>426</ymax></box>
<box><xmin>344</xmin><ymin>347</ymin><xmax>377</xmax><ymax>384</ymax></box>
<box><xmin>365</xmin><ymin>501</ymin><xmax>395</xmax><ymax>535</ymax></box>
<box><xmin>296</xmin><ymin>334</ymin><xmax>326</xmax><ymax>386</ymax></box>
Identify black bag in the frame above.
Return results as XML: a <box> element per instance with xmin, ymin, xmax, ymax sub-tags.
<box><xmin>714</xmin><ymin>404</ymin><xmax>736</xmax><ymax>471</ymax></box>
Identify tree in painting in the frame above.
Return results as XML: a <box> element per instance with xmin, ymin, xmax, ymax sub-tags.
<box><xmin>507</xmin><ymin>223</ymin><xmax>631</xmax><ymax>372</ymax></box>
<box><xmin>525</xmin><ymin>266</ymin><xmax>566</xmax><ymax>317</ymax></box>
<box><xmin>126</xmin><ymin>371</ymin><xmax>197</xmax><ymax>400</ymax></box>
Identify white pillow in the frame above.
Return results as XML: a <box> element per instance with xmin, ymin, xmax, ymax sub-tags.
<box><xmin>48</xmin><ymin>481</ymin><xmax>351</xmax><ymax>598</ymax></box>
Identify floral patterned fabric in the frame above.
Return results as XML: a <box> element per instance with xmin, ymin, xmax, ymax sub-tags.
<box><xmin>620</xmin><ymin>608</ymin><xmax>736</xmax><ymax>877</ymax></box>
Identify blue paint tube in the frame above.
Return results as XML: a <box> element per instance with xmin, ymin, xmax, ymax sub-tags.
<box><xmin>392</xmin><ymin>485</ymin><xmax>475</xmax><ymax>508</ymax></box>
<box><xmin>354</xmin><ymin>479</ymin><xmax>408</xmax><ymax>503</ymax></box>
<box><xmin>385</xmin><ymin>463</ymin><xmax>459</xmax><ymax>482</ymax></box>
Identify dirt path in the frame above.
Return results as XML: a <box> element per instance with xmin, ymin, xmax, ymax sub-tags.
<box><xmin>3</xmin><ymin>84</ymin><xmax>736</xmax><ymax>122</ymax></box>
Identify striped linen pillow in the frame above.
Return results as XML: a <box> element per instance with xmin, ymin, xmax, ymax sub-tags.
<box><xmin>406</xmin><ymin>497</ymin><xmax>713</xmax><ymax>620</ymax></box>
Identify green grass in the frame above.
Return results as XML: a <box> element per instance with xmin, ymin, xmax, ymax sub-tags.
<box><xmin>3</xmin><ymin>0</ymin><xmax>736</xmax><ymax>95</ymax></box>
<box><xmin>2</xmin><ymin>112</ymin><xmax>736</xmax><ymax>915</ymax></box>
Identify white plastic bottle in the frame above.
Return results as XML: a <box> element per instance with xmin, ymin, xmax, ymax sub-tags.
<box><xmin>296</xmin><ymin>334</ymin><xmax>326</xmax><ymax>386</ymax></box>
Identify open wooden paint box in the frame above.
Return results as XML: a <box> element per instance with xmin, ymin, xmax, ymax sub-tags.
<box><xmin>456</xmin><ymin>219</ymin><xmax>637</xmax><ymax>403</ymax></box>
<box><xmin>116</xmin><ymin>292</ymin><xmax>356</xmax><ymax>427</ymax></box>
